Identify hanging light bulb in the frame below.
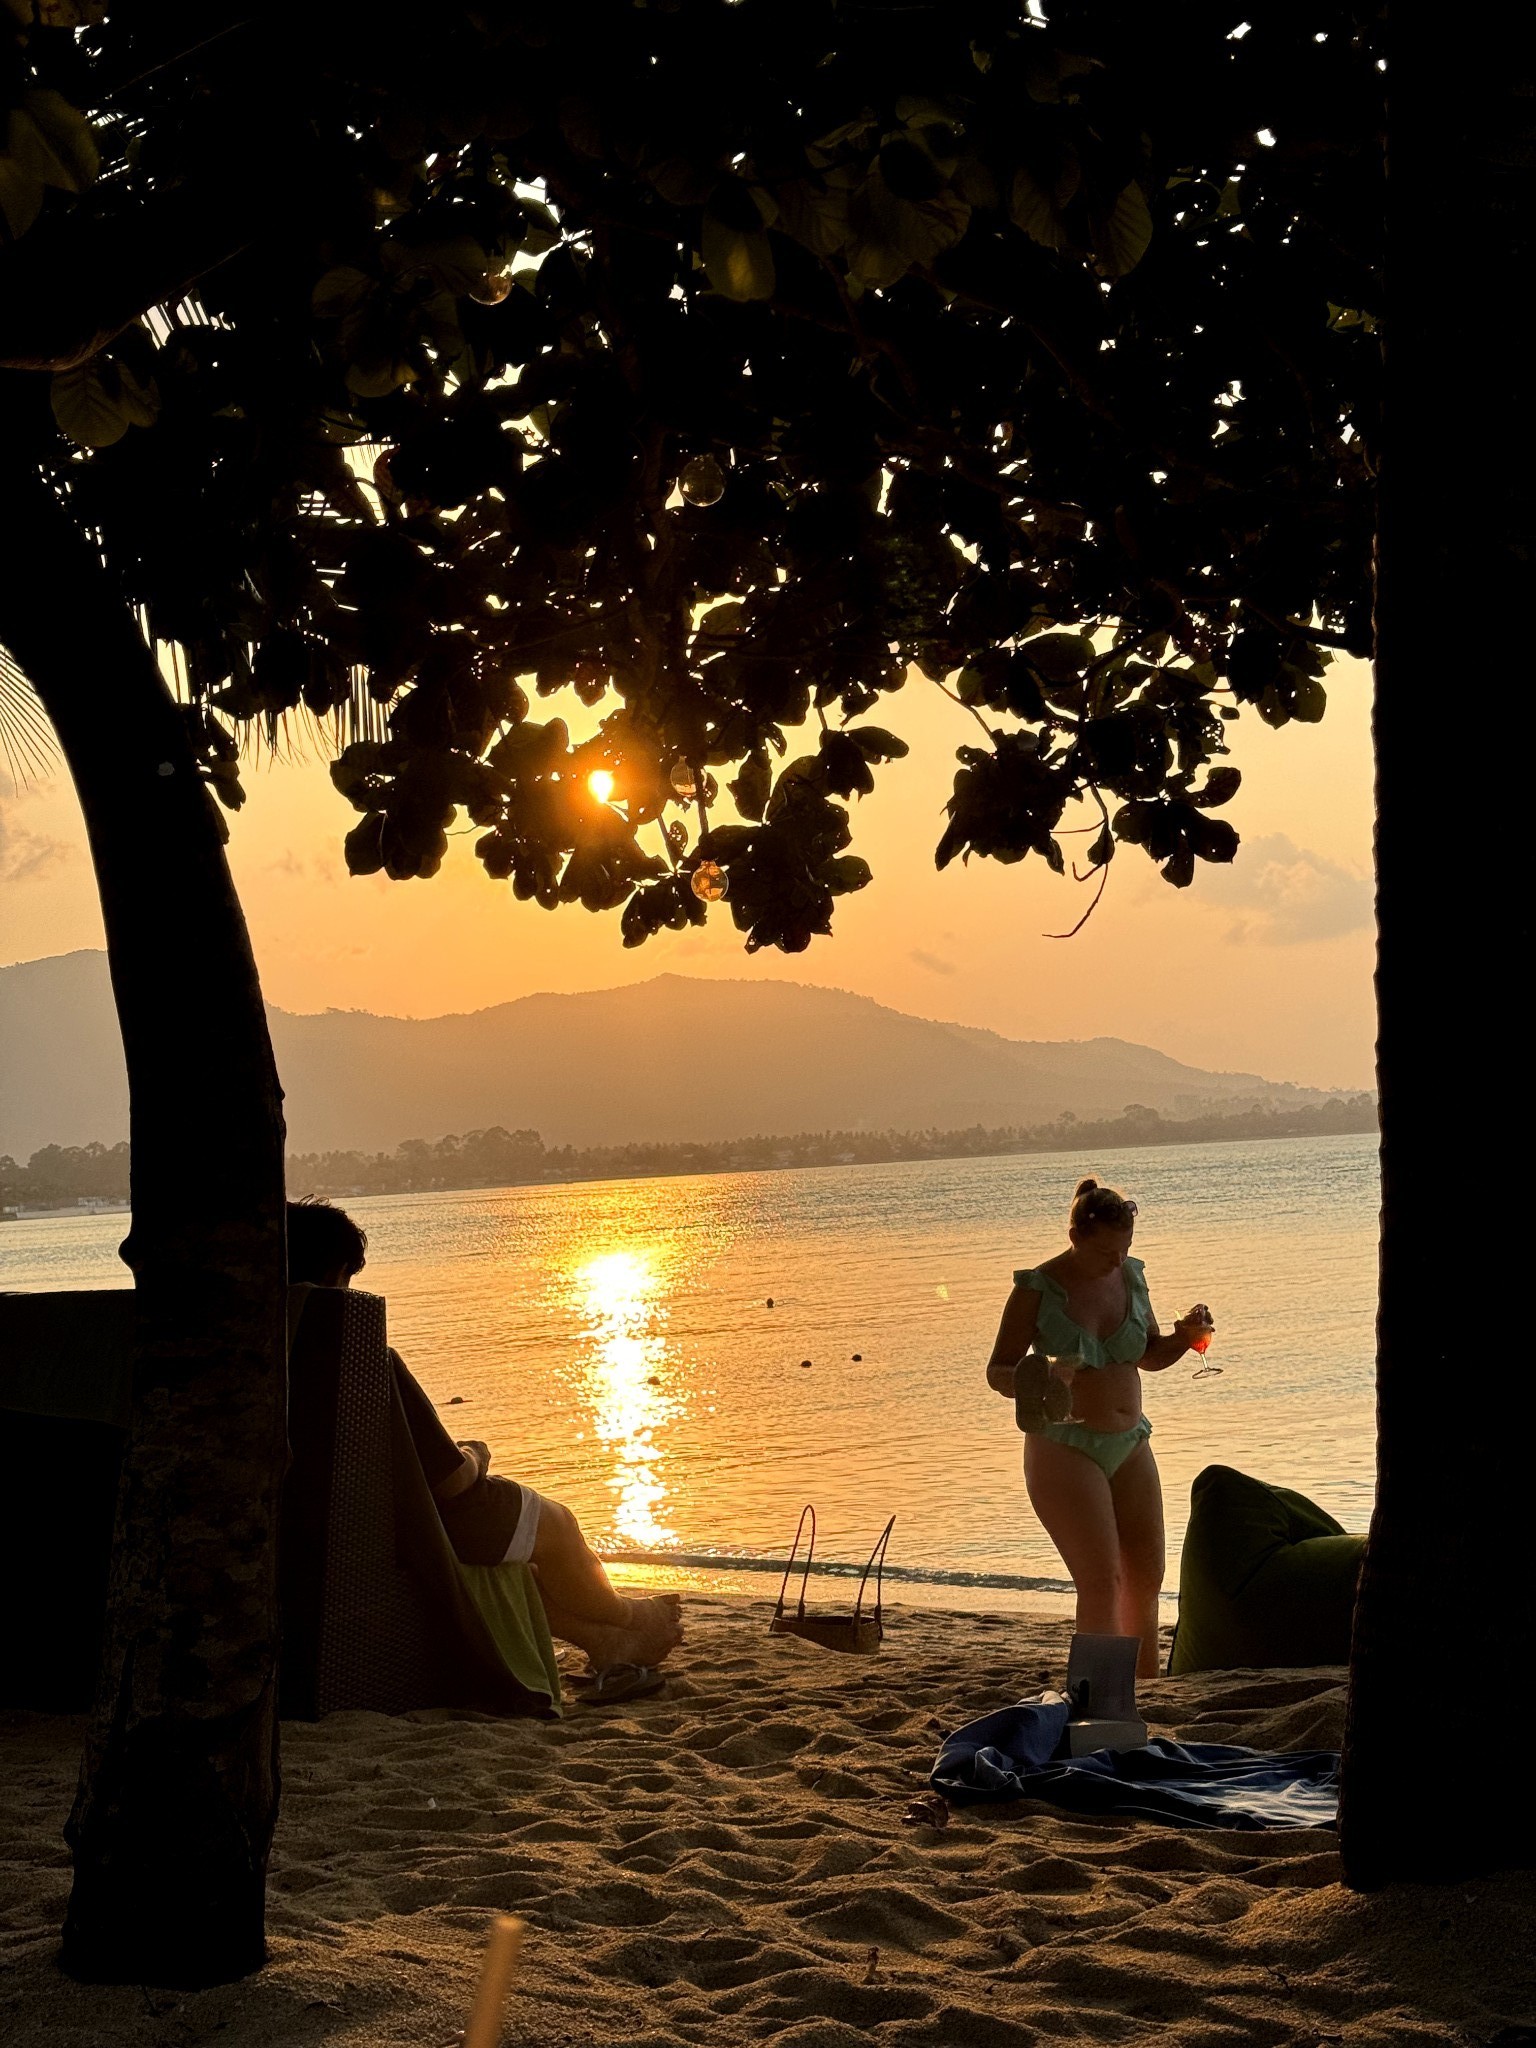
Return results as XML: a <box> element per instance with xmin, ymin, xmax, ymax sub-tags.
<box><xmin>690</xmin><ymin>860</ymin><xmax>728</xmax><ymax>902</ymax></box>
<box><xmin>469</xmin><ymin>263</ymin><xmax>514</xmax><ymax>306</ymax></box>
<box><xmin>679</xmin><ymin>454</ymin><xmax>726</xmax><ymax>507</ymax></box>
<box><xmin>669</xmin><ymin>758</ymin><xmax>698</xmax><ymax>800</ymax></box>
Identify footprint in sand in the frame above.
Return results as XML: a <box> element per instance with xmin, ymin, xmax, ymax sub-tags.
<box><xmin>998</xmin><ymin>1856</ymin><xmax>1097</xmax><ymax>1895</ymax></box>
<box><xmin>787</xmin><ymin>1884</ymin><xmax>973</xmax><ymax>1951</ymax></box>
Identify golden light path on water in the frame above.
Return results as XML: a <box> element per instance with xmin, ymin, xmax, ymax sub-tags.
<box><xmin>569</xmin><ymin>1246</ymin><xmax>679</xmax><ymax>1551</ymax></box>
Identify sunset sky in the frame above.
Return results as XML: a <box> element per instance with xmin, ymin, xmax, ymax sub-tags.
<box><xmin>0</xmin><ymin>656</ymin><xmax>1376</xmax><ymax>1091</ymax></box>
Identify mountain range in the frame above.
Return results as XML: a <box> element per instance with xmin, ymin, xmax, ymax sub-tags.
<box><xmin>0</xmin><ymin>949</ymin><xmax>1339</xmax><ymax>1159</ymax></box>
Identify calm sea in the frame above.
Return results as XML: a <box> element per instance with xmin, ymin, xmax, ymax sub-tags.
<box><xmin>1</xmin><ymin>1133</ymin><xmax>1379</xmax><ymax>1615</ymax></box>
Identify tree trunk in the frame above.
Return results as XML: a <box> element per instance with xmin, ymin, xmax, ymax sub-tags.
<box><xmin>0</xmin><ymin>451</ymin><xmax>288</xmax><ymax>1983</ymax></box>
<box><xmin>1339</xmin><ymin>13</ymin><xmax>1536</xmax><ymax>1883</ymax></box>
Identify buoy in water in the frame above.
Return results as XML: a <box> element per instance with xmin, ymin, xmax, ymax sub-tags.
<box><xmin>766</xmin><ymin>1297</ymin><xmax>775</xmax><ymax>1308</ymax></box>
<box><xmin>800</xmin><ymin>1359</ymin><xmax>812</xmax><ymax>1369</ymax></box>
<box><xmin>852</xmin><ymin>1353</ymin><xmax>862</xmax><ymax>1362</ymax></box>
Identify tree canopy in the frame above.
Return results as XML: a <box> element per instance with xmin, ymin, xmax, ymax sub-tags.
<box><xmin>2</xmin><ymin>0</ymin><xmax>1380</xmax><ymax>953</ymax></box>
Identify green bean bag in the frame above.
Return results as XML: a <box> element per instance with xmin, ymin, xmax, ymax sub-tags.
<box><xmin>1168</xmin><ymin>1463</ymin><xmax>1365</xmax><ymax>1675</ymax></box>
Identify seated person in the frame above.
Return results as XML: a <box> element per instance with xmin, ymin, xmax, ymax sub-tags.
<box><xmin>287</xmin><ymin>1199</ymin><xmax>683</xmax><ymax>1675</ymax></box>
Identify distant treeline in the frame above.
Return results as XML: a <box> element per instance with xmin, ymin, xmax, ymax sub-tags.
<box><xmin>3</xmin><ymin>1096</ymin><xmax>1377</xmax><ymax>1211</ymax></box>
<box><xmin>2</xmin><ymin>1141</ymin><xmax>130</xmax><ymax>1210</ymax></box>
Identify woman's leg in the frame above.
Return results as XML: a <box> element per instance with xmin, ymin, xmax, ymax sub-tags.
<box><xmin>1109</xmin><ymin>1441</ymin><xmax>1166</xmax><ymax>1677</ymax></box>
<box><xmin>1024</xmin><ymin>1436</ymin><xmax>1123</xmax><ymax>1635</ymax></box>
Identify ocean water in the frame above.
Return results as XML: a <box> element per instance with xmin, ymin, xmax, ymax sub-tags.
<box><xmin>1</xmin><ymin>1133</ymin><xmax>1379</xmax><ymax>1614</ymax></box>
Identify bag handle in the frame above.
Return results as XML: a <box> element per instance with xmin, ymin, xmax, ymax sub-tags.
<box><xmin>773</xmin><ymin>1504</ymin><xmax>817</xmax><ymax>1624</ymax></box>
<box><xmin>853</xmin><ymin>1515</ymin><xmax>896</xmax><ymax>1631</ymax></box>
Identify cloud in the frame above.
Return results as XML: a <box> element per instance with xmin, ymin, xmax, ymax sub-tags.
<box><xmin>910</xmin><ymin>948</ymin><xmax>957</xmax><ymax>975</ymax></box>
<box><xmin>0</xmin><ymin>800</ymin><xmax>71</xmax><ymax>884</ymax></box>
<box><xmin>1203</xmin><ymin>833</ymin><xmax>1372</xmax><ymax>945</ymax></box>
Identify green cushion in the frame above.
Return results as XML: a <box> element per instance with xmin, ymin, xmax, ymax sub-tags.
<box><xmin>1169</xmin><ymin>1463</ymin><xmax>1365</xmax><ymax>1675</ymax></box>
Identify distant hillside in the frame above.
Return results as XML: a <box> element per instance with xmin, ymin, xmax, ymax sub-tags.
<box><xmin>0</xmin><ymin>950</ymin><xmax>1340</xmax><ymax>1159</ymax></box>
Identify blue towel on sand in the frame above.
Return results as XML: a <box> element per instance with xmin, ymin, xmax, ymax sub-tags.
<box><xmin>930</xmin><ymin>1699</ymin><xmax>1338</xmax><ymax>1830</ymax></box>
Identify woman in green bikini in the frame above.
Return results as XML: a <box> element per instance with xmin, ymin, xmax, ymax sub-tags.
<box><xmin>986</xmin><ymin>1177</ymin><xmax>1214</xmax><ymax>1677</ymax></box>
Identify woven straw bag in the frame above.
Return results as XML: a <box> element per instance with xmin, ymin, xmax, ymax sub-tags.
<box><xmin>769</xmin><ymin>1505</ymin><xmax>896</xmax><ymax>1656</ymax></box>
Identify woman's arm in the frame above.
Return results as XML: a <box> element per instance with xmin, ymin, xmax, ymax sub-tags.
<box><xmin>1138</xmin><ymin>1309</ymin><xmax>1209</xmax><ymax>1372</ymax></box>
<box><xmin>986</xmin><ymin>1285</ymin><xmax>1041</xmax><ymax>1396</ymax></box>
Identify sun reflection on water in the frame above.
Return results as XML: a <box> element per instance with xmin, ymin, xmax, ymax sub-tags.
<box><xmin>573</xmin><ymin>1247</ymin><xmax>680</xmax><ymax>1550</ymax></box>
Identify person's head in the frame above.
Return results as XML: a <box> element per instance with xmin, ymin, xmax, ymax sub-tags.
<box><xmin>287</xmin><ymin>1198</ymin><xmax>367</xmax><ymax>1288</ymax></box>
<box><xmin>1067</xmin><ymin>1177</ymin><xmax>1137</xmax><ymax>1272</ymax></box>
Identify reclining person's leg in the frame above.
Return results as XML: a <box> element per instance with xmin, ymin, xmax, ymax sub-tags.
<box><xmin>440</xmin><ymin>1465</ymin><xmax>682</xmax><ymax>1667</ymax></box>
<box><xmin>523</xmin><ymin>1498</ymin><xmax>683</xmax><ymax>1667</ymax></box>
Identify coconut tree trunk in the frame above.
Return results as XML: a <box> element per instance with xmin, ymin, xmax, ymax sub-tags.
<box><xmin>1339</xmin><ymin>12</ymin><xmax>1536</xmax><ymax>1883</ymax></box>
<box><xmin>0</xmin><ymin>451</ymin><xmax>288</xmax><ymax>1982</ymax></box>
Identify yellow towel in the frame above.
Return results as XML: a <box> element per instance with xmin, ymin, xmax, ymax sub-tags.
<box><xmin>455</xmin><ymin>1561</ymin><xmax>563</xmax><ymax>1712</ymax></box>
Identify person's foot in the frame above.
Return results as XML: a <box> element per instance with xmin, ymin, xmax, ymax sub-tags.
<box><xmin>620</xmin><ymin>1594</ymin><xmax>684</xmax><ymax>1665</ymax></box>
<box><xmin>575</xmin><ymin>1596</ymin><xmax>682</xmax><ymax>1673</ymax></box>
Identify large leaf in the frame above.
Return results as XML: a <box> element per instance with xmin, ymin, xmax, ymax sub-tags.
<box><xmin>51</xmin><ymin>359</ymin><xmax>138</xmax><ymax>448</ymax></box>
<box><xmin>1009</xmin><ymin>166</ymin><xmax>1070</xmax><ymax>251</ymax></box>
<box><xmin>15</xmin><ymin>89</ymin><xmax>99</xmax><ymax>192</ymax></box>
<box><xmin>1291</xmin><ymin>675</ymin><xmax>1328</xmax><ymax>722</ymax></box>
<box><xmin>824</xmin><ymin>854</ymin><xmax>873</xmax><ymax>894</ymax></box>
<box><xmin>846</xmin><ymin>725</ymin><xmax>910</xmax><ymax>762</ymax></box>
<box><xmin>730</xmin><ymin>751</ymin><xmax>772</xmax><ymax>821</ymax></box>
<box><xmin>702</xmin><ymin>216</ymin><xmax>775</xmax><ymax>301</ymax></box>
<box><xmin>1191</xmin><ymin>765</ymin><xmax>1242</xmax><ymax>808</ymax></box>
<box><xmin>1090</xmin><ymin>182</ymin><xmax>1153</xmax><ymax>276</ymax></box>
<box><xmin>311</xmin><ymin>266</ymin><xmax>373</xmax><ymax>319</ymax></box>
<box><xmin>410</xmin><ymin>235</ymin><xmax>496</xmax><ymax>299</ymax></box>
<box><xmin>344</xmin><ymin>812</ymin><xmax>388</xmax><ymax>875</ymax></box>
<box><xmin>847</xmin><ymin>160</ymin><xmax>970</xmax><ymax>285</ymax></box>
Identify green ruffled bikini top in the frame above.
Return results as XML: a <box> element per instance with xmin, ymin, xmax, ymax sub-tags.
<box><xmin>1011</xmin><ymin>1256</ymin><xmax>1151</xmax><ymax>1369</ymax></box>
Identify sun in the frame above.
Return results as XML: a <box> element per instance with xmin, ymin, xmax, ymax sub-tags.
<box><xmin>587</xmin><ymin>769</ymin><xmax>615</xmax><ymax>804</ymax></box>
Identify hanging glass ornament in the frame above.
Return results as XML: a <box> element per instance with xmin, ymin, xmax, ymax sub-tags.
<box><xmin>690</xmin><ymin>861</ymin><xmax>728</xmax><ymax>902</ymax></box>
<box><xmin>679</xmin><ymin>454</ymin><xmax>726</xmax><ymax>506</ymax></box>
<box><xmin>469</xmin><ymin>264</ymin><xmax>514</xmax><ymax>306</ymax></box>
<box><xmin>669</xmin><ymin>759</ymin><xmax>698</xmax><ymax>800</ymax></box>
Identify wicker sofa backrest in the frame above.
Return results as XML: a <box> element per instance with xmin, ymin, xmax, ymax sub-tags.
<box><xmin>283</xmin><ymin>1286</ymin><xmax>442</xmax><ymax>1716</ymax></box>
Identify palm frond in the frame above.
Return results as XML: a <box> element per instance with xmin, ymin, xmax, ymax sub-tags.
<box><xmin>0</xmin><ymin>649</ymin><xmax>59</xmax><ymax>786</ymax></box>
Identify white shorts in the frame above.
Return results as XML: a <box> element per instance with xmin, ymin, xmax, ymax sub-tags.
<box><xmin>503</xmin><ymin>1485</ymin><xmax>543</xmax><ymax>1565</ymax></box>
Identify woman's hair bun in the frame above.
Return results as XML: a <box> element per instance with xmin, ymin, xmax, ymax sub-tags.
<box><xmin>1069</xmin><ymin>1177</ymin><xmax>1137</xmax><ymax>1234</ymax></box>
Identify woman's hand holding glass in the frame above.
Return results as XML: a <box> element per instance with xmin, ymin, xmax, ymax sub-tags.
<box><xmin>1175</xmin><ymin>1303</ymin><xmax>1220</xmax><ymax>1376</ymax></box>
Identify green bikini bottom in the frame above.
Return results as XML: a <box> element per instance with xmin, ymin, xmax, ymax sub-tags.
<box><xmin>1036</xmin><ymin>1414</ymin><xmax>1152</xmax><ymax>1480</ymax></box>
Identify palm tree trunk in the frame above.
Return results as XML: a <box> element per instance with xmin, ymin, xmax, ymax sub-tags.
<box><xmin>0</xmin><ymin>455</ymin><xmax>288</xmax><ymax>1983</ymax></box>
<box><xmin>1339</xmin><ymin>10</ymin><xmax>1536</xmax><ymax>1883</ymax></box>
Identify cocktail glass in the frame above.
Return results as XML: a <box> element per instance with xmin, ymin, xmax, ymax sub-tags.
<box><xmin>1188</xmin><ymin>1306</ymin><xmax>1221</xmax><ymax>1378</ymax></box>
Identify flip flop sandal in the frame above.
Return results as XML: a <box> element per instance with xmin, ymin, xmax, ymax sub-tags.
<box><xmin>571</xmin><ymin>1663</ymin><xmax>666</xmax><ymax>1707</ymax></box>
<box><xmin>1014</xmin><ymin>1354</ymin><xmax>1075</xmax><ymax>1433</ymax></box>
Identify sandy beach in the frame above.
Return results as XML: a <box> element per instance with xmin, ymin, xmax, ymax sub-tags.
<box><xmin>2</xmin><ymin>1598</ymin><xmax>1531</xmax><ymax>2048</ymax></box>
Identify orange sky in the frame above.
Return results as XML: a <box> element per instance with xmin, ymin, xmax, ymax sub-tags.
<box><xmin>0</xmin><ymin>658</ymin><xmax>1376</xmax><ymax>1091</ymax></box>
